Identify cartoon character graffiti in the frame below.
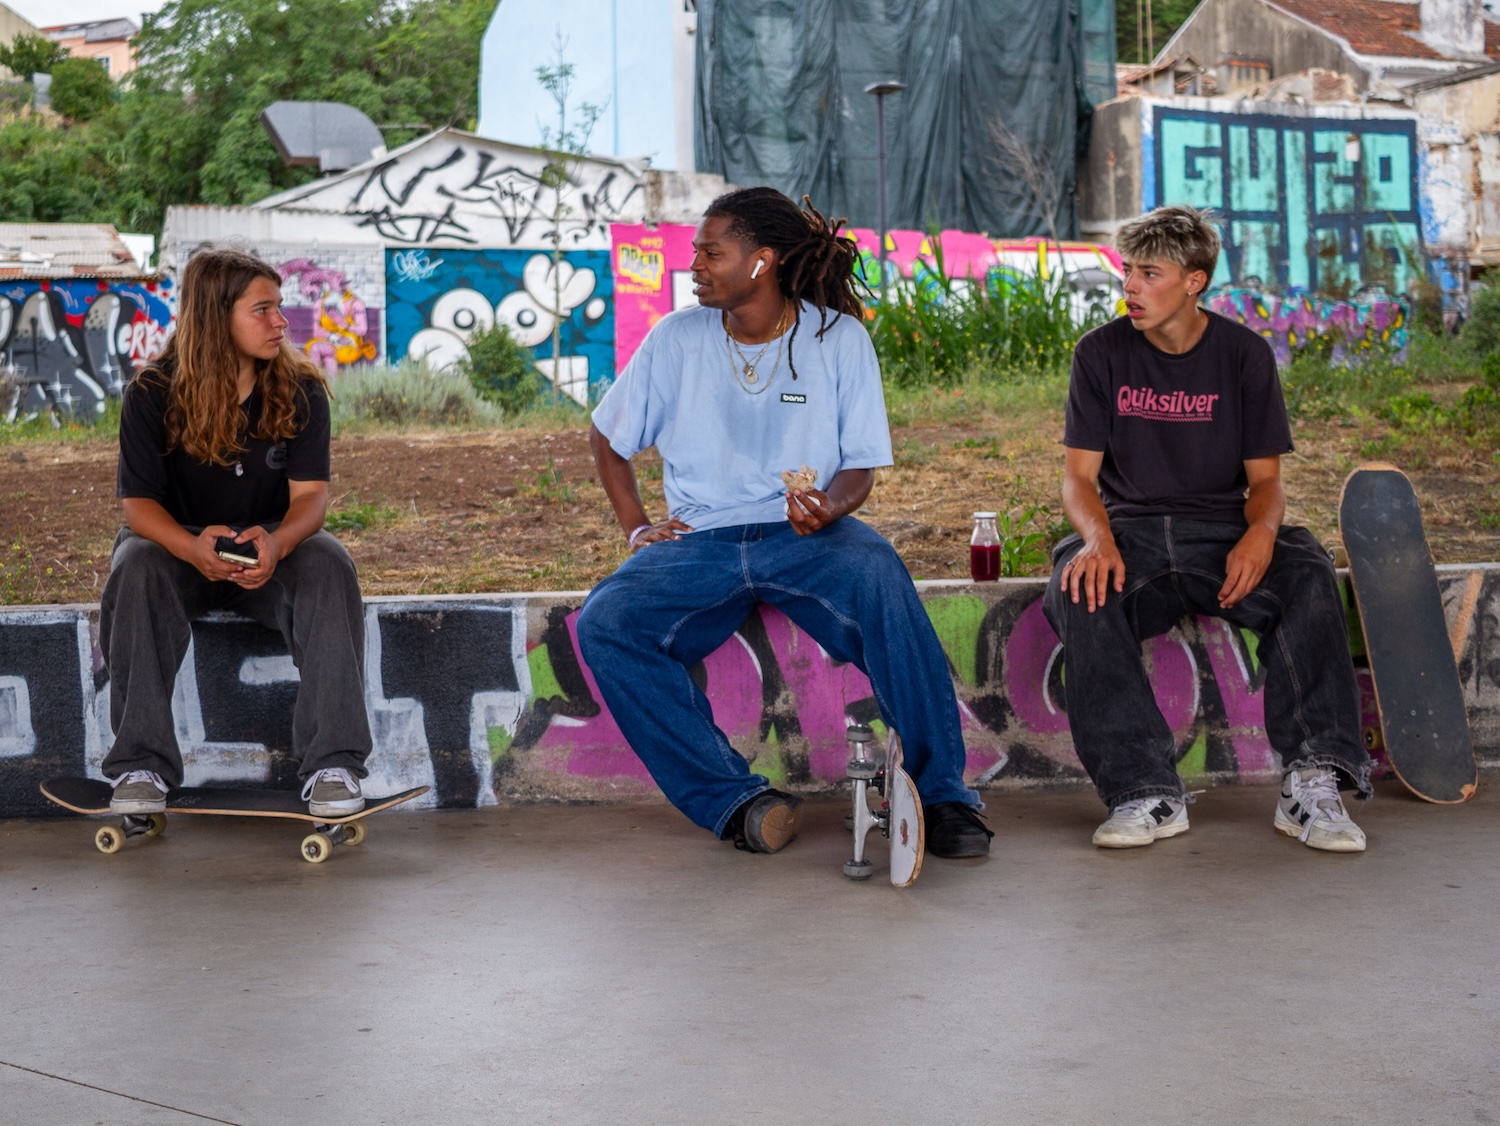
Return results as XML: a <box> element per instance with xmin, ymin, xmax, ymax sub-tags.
<box><xmin>386</xmin><ymin>248</ymin><xmax>614</xmax><ymax>406</ymax></box>
<box><xmin>277</xmin><ymin>259</ymin><xmax>378</xmax><ymax>378</ymax></box>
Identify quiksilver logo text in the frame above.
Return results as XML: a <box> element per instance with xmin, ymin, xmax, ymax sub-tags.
<box><xmin>1117</xmin><ymin>386</ymin><xmax>1218</xmax><ymax>421</ymax></box>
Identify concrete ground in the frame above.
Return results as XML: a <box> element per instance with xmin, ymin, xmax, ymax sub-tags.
<box><xmin>1</xmin><ymin>780</ymin><xmax>1497</xmax><ymax>1125</ymax></box>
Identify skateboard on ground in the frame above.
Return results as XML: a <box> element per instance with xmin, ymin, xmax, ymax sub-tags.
<box><xmin>1338</xmin><ymin>463</ymin><xmax>1477</xmax><ymax>803</ymax></box>
<box><xmin>40</xmin><ymin>777</ymin><xmax>430</xmax><ymax>863</ymax></box>
<box><xmin>842</xmin><ymin>724</ymin><xmax>924</xmax><ymax>886</ymax></box>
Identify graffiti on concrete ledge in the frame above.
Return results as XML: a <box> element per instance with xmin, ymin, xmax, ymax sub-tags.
<box><xmin>2</xmin><ymin>570</ymin><xmax>1497</xmax><ymax>819</ymax></box>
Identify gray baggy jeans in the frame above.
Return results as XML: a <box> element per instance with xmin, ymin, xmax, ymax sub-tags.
<box><xmin>99</xmin><ymin>527</ymin><xmax>372</xmax><ymax>787</ymax></box>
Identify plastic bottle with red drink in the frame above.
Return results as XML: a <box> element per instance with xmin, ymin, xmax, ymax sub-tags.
<box><xmin>970</xmin><ymin>512</ymin><xmax>1000</xmax><ymax>581</ymax></box>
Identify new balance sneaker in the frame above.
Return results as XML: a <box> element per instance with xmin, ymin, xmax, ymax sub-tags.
<box><xmin>109</xmin><ymin>770</ymin><xmax>168</xmax><ymax>815</ymax></box>
<box><xmin>925</xmin><ymin>802</ymin><xmax>994</xmax><ymax>858</ymax></box>
<box><xmin>1275</xmin><ymin>768</ymin><xmax>1366</xmax><ymax>852</ymax></box>
<box><xmin>1092</xmin><ymin>796</ymin><xmax>1189</xmax><ymax>848</ymax></box>
<box><xmin>725</xmin><ymin>789</ymin><xmax>804</xmax><ymax>853</ymax></box>
<box><xmin>302</xmin><ymin>768</ymin><xmax>365</xmax><ymax>817</ymax></box>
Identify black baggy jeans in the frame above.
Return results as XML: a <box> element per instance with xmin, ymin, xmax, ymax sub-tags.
<box><xmin>1043</xmin><ymin>516</ymin><xmax>1371</xmax><ymax>810</ymax></box>
<box><xmin>99</xmin><ymin>528</ymin><xmax>372</xmax><ymax>788</ymax></box>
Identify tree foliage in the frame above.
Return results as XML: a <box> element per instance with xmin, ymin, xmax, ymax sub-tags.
<box><xmin>1114</xmin><ymin>0</ymin><xmax>1198</xmax><ymax>65</ymax></box>
<box><xmin>0</xmin><ymin>32</ymin><xmax>67</xmax><ymax>80</ymax></box>
<box><xmin>49</xmin><ymin>58</ymin><xmax>116</xmax><ymax>122</ymax></box>
<box><xmin>0</xmin><ymin>0</ymin><xmax>494</xmax><ymax>232</ymax></box>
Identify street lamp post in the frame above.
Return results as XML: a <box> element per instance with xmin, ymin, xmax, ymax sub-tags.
<box><xmin>864</xmin><ymin>79</ymin><xmax>906</xmax><ymax>307</ymax></box>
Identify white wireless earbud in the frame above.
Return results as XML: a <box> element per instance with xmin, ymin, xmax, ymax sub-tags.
<box><xmin>751</xmin><ymin>260</ymin><xmax>764</xmax><ymax>279</ymax></box>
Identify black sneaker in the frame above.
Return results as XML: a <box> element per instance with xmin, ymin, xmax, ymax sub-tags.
<box><xmin>724</xmin><ymin>789</ymin><xmax>804</xmax><ymax>853</ymax></box>
<box><xmin>924</xmin><ymin>802</ymin><xmax>993</xmax><ymax>858</ymax></box>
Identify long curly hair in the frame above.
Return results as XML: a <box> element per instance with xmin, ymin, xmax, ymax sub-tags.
<box><xmin>148</xmin><ymin>247</ymin><xmax>324</xmax><ymax>466</ymax></box>
<box><xmin>704</xmin><ymin>187</ymin><xmax>869</xmax><ymax>380</ymax></box>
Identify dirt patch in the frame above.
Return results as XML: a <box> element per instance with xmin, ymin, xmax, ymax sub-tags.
<box><xmin>1</xmin><ymin>406</ymin><xmax>1496</xmax><ymax>606</ymax></box>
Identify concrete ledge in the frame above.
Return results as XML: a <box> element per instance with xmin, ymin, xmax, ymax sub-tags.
<box><xmin>1</xmin><ymin>567</ymin><xmax>1497</xmax><ymax>818</ymax></box>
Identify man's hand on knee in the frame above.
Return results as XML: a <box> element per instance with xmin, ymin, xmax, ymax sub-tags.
<box><xmin>1060</xmin><ymin>537</ymin><xmax>1127</xmax><ymax>612</ymax></box>
<box><xmin>1218</xmin><ymin>524</ymin><xmax>1275</xmax><ymax>608</ymax></box>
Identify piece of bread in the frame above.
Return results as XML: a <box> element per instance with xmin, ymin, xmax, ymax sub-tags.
<box><xmin>781</xmin><ymin>465</ymin><xmax>818</xmax><ymax>492</ymax></box>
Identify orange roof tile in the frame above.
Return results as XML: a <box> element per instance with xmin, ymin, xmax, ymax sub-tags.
<box><xmin>1269</xmin><ymin>0</ymin><xmax>1499</xmax><ymax>60</ymax></box>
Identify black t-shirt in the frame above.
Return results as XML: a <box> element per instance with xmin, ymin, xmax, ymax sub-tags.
<box><xmin>1063</xmin><ymin>312</ymin><xmax>1293</xmax><ymax>524</ymax></box>
<box><xmin>116</xmin><ymin>367</ymin><xmax>331</xmax><ymax>529</ymax></box>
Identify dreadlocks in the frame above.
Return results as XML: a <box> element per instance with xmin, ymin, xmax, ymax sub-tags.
<box><xmin>704</xmin><ymin>187</ymin><xmax>868</xmax><ymax>380</ymax></box>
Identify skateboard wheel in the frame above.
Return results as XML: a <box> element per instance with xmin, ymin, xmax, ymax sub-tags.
<box><xmin>344</xmin><ymin>822</ymin><xmax>366</xmax><ymax>847</ymax></box>
<box><xmin>1363</xmin><ymin>725</ymin><xmax>1384</xmax><ymax>751</ymax></box>
<box><xmin>846</xmin><ymin>760</ymin><xmax>878</xmax><ymax>780</ymax></box>
<box><xmin>843</xmin><ymin>858</ymin><xmax>875</xmax><ymax>880</ymax></box>
<box><xmin>145</xmin><ymin>814</ymin><xmax>167</xmax><ymax>838</ymax></box>
<box><xmin>843</xmin><ymin>812</ymin><xmax>854</xmax><ymax>832</ymax></box>
<box><xmin>301</xmin><ymin>833</ymin><xmax>333</xmax><ymax>863</ymax></box>
<box><xmin>95</xmin><ymin>826</ymin><xmax>123</xmax><ymax>854</ymax></box>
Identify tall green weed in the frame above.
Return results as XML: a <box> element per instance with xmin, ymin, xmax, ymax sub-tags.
<box><xmin>868</xmin><ymin>246</ymin><xmax>1110</xmax><ymax>387</ymax></box>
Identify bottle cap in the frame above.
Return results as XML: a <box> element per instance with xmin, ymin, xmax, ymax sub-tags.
<box><xmin>972</xmin><ymin>511</ymin><xmax>997</xmax><ymax>519</ymax></box>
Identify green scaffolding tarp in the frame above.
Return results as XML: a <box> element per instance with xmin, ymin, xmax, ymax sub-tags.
<box><xmin>694</xmin><ymin>0</ymin><xmax>1116</xmax><ymax>239</ymax></box>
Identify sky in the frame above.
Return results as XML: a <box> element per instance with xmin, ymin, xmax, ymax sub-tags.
<box><xmin>7</xmin><ymin>0</ymin><xmax>168</xmax><ymax>29</ymax></box>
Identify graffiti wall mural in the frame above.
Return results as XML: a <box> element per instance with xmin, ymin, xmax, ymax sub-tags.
<box><xmin>609</xmin><ymin>223</ymin><xmax>1127</xmax><ymax>374</ymax></box>
<box><xmin>385</xmin><ymin>248</ymin><xmax>614</xmax><ymax>405</ymax></box>
<box><xmin>1151</xmin><ymin>107</ymin><xmax>1422</xmax><ymax>297</ymax></box>
<box><xmin>3</xmin><ymin>570</ymin><xmax>1497</xmax><ymax>819</ymax></box>
<box><xmin>1209</xmin><ymin>287</ymin><xmax>1410</xmax><ymax>367</ymax></box>
<box><xmin>277</xmin><ymin>259</ymin><xmax>381</xmax><ymax>376</ymax></box>
<box><xmin>0</xmin><ymin>278</ymin><xmax>175</xmax><ymax>423</ymax></box>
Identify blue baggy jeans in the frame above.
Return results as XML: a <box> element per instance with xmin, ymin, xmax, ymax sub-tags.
<box><xmin>575</xmin><ymin>517</ymin><xmax>981</xmax><ymax>837</ymax></box>
<box><xmin>1042</xmin><ymin>516</ymin><xmax>1371</xmax><ymax>810</ymax></box>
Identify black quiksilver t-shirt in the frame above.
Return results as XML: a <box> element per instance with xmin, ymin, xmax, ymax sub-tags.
<box><xmin>116</xmin><ymin>367</ymin><xmax>331</xmax><ymax>529</ymax></box>
<box><xmin>1064</xmin><ymin>312</ymin><xmax>1292</xmax><ymax>524</ymax></box>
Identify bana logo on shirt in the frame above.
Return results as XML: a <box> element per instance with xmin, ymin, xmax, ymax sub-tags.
<box><xmin>780</xmin><ymin>393</ymin><xmax>806</xmax><ymax>404</ymax></box>
<box><xmin>1117</xmin><ymin>386</ymin><xmax>1219</xmax><ymax>422</ymax></box>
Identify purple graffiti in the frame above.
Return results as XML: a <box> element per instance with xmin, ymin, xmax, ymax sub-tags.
<box><xmin>1209</xmin><ymin>289</ymin><xmax>1408</xmax><ymax>367</ymax></box>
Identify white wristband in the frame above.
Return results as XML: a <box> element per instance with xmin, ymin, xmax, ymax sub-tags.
<box><xmin>627</xmin><ymin>523</ymin><xmax>652</xmax><ymax>548</ymax></box>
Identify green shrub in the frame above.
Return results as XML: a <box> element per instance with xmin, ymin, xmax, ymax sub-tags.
<box><xmin>1460</xmin><ymin>284</ymin><xmax>1500</xmax><ymax>363</ymax></box>
<box><xmin>460</xmin><ymin>324</ymin><xmax>546</xmax><ymax>415</ymax></box>
<box><xmin>328</xmin><ymin>360</ymin><xmax>501</xmax><ymax>432</ymax></box>
<box><xmin>49</xmin><ymin>57</ymin><xmax>115</xmax><ymax>122</ymax></box>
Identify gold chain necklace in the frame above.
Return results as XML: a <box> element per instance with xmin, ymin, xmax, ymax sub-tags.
<box><xmin>723</xmin><ymin>302</ymin><xmax>791</xmax><ymax>393</ymax></box>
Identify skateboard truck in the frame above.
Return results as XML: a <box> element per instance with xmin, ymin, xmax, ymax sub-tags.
<box><xmin>94</xmin><ymin>813</ymin><xmax>168</xmax><ymax>855</ymax></box>
<box><xmin>843</xmin><ymin>723</ymin><xmax>886</xmax><ymax>880</ymax></box>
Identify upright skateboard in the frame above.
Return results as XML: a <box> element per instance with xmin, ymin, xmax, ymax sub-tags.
<box><xmin>40</xmin><ymin>777</ymin><xmax>430</xmax><ymax>863</ymax></box>
<box><xmin>843</xmin><ymin>724</ymin><xmax>924</xmax><ymax>886</ymax></box>
<box><xmin>1338</xmin><ymin>464</ymin><xmax>1477</xmax><ymax>803</ymax></box>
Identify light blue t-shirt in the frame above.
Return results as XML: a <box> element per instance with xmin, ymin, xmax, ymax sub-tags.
<box><xmin>592</xmin><ymin>302</ymin><xmax>894</xmax><ymax>531</ymax></box>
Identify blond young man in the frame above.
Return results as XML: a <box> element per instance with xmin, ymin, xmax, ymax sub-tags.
<box><xmin>1043</xmin><ymin>205</ymin><xmax>1370</xmax><ymax>851</ymax></box>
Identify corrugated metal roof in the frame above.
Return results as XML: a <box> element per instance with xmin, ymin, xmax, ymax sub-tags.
<box><xmin>0</xmin><ymin>223</ymin><xmax>150</xmax><ymax>278</ymax></box>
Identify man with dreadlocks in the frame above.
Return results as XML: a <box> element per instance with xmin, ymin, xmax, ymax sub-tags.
<box><xmin>576</xmin><ymin>187</ymin><xmax>992</xmax><ymax>858</ymax></box>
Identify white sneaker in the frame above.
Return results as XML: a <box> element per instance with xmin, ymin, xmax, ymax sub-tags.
<box><xmin>109</xmin><ymin>770</ymin><xmax>168</xmax><ymax>814</ymax></box>
<box><xmin>301</xmin><ymin>768</ymin><xmax>365</xmax><ymax>817</ymax></box>
<box><xmin>1275</xmin><ymin>768</ymin><xmax>1366</xmax><ymax>852</ymax></box>
<box><xmin>1092</xmin><ymin>796</ymin><xmax>1189</xmax><ymax>848</ymax></box>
